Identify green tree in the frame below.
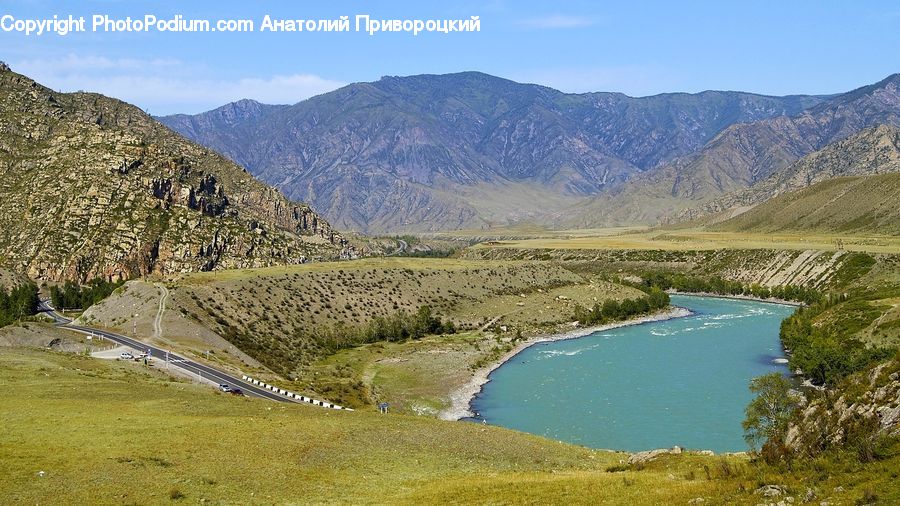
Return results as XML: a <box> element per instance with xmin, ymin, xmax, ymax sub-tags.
<box><xmin>601</xmin><ymin>299</ymin><xmax>621</xmax><ymax>320</ymax></box>
<box><xmin>743</xmin><ymin>373</ymin><xmax>798</xmax><ymax>461</ymax></box>
<box><xmin>0</xmin><ymin>283</ymin><xmax>39</xmax><ymax>327</ymax></box>
<box><xmin>647</xmin><ymin>287</ymin><xmax>669</xmax><ymax>310</ymax></box>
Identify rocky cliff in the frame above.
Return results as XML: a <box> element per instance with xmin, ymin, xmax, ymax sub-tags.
<box><xmin>0</xmin><ymin>66</ymin><xmax>346</xmax><ymax>282</ymax></box>
<box><xmin>787</xmin><ymin>359</ymin><xmax>900</xmax><ymax>457</ymax></box>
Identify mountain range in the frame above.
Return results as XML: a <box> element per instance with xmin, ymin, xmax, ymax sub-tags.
<box><xmin>2</xmin><ymin>63</ymin><xmax>898</xmax><ymax>284</ymax></box>
<box><xmin>160</xmin><ymin>72</ymin><xmax>843</xmax><ymax>233</ymax></box>
<box><xmin>677</xmin><ymin>124</ymin><xmax>900</xmax><ymax>224</ymax></box>
<box><xmin>565</xmin><ymin>73</ymin><xmax>900</xmax><ymax>228</ymax></box>
<box><xmin>0</xmin><ymin>65</ymin><xmax>345</xmax><ymax>282</ymax></box>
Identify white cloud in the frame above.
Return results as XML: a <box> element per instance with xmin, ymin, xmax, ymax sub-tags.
<box><xmin>518</xmin><ymin>15</ymin><xmax>594</xmax><ymax>29</ymax></box>
<box><xmin>11</xmin><ymin>55</ymin><xmax>346</xmax><ymax>114</ymax></box>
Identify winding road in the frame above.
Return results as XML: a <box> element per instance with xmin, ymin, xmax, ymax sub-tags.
<box><xmin>389</xmin><ymin>239</ymin><xmax>409</xmax><ymax>256</ymax></box>
<box><xmin>38</xmin><ymin>300</ymin><xmax>294</xmax><ymax>403</ymax></box>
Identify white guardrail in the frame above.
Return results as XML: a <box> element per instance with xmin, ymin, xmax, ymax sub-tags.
<box><xmin>242</xmin><ymin>376</ymin><xmax>351</xmax><ymax>411</ymax></box>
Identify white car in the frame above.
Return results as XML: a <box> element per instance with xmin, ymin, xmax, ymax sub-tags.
<box><xmin>218</xmin><ymin>384</ymin><xmax>232</xmax><ymax>392</ymax></box>
<box><xmin>119</xmin><ymin>352</ymin><xmax>134</xmax><ymax>360</ymax></box>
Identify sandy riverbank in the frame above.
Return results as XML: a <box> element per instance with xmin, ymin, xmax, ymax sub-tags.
<box><xmin>439</xmin><ymin>306</ymin><xmax>693</xmax><ymax>421</ymax></box>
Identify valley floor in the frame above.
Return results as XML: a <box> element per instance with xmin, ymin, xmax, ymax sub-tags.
<box><xmin>3</xmin><ymin>346</ymin><xmax>896</xmax><ymax>505</ymax></box>
<box><xmin>3</xmin><ymin>230</ymin><xmax>900</xmax><ymax>504</ymax></box>
<box><xmin>459</xmin><ymin>228</ymin><xmax>900</xmax><ymax>255</ymax></box>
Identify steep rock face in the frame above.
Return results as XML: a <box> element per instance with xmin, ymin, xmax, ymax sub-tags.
<box><xmin>561</xmin><ymin>75</ymin><xmax>900</xmax><ymax>228</ymax></box>
<box><xmin>787</xmin><ymin>360</ymin><xmax>900</xmax><ymax>455</ymax></box>
<box><xmin>0</xmin><ymin>67</ymin><xmax>345</xmax><ymax>282</ymax></box>
<box><xmin>160</xmin><ymin>72</ymin><xmax>825</xmax><ymax>233</ymax></box>
<box><xmin>463</xmin><ymin>248</ymin><xmax>854</xmax><ymax>289</ymax></box>
<box><xmin>676</xmin><ymin>124</ymin><xmax>900</xmax><ymax>223</ymax></box>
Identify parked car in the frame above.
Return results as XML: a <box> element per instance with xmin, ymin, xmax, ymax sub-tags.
<box><xmin>228</xmin><ymin>388</ymin><xmax>243</xmax><ymax>396</ymax></box>
<box><xmin>218</xmin><ymin>384</ymin><xmax>231</xmax><ymax>392</ymax></box>
<box><xmin>119</xmin><ymin>352</ymin><xmax>133</xmax><ymax>360</ymax></box>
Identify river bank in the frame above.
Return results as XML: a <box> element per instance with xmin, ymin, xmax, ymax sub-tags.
<box><xmin>667</xmin><ymin>290</ymin><xmax>803</xmax><ymax>307</ymax></box>
<box><xmin>439</xmin><ymin>306</ymin><xmax>693</xmax><ymax>421</ymax></box>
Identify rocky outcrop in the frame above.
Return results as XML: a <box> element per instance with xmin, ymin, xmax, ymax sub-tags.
<box><xmin>786</xmin><ymin>360</ymin><xmax>900</xmax><ymax>455</ymax></box>
<box><xmin>0</xmin><ymin>65</ymin><xmax>347</xmax><ymax>282</ymax></box>
<box><xmin>627</xmin><ymin>446</ymin><xmax>683</xmax><ymax>465</ymax></box>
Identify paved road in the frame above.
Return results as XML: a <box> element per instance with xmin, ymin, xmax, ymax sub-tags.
<box><xmin>38</xmin><ymin>301</ymin><xmax>293</xmax><ymax>403</ymax></box>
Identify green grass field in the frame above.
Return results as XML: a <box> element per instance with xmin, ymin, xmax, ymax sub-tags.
<box><xmin>0</xmin><ymin>348</ymin><xmax>900</xmax><ymax>504</ymax></box>
<box><xmin>0</xmin><ymin>347</ymin><xmax>687</xmax><ymax>504</ymax></box>
<box><xmin>4</xmin><ymin>346</ymin><xmax>896</xmax><ymax>505</ymax></box>
<box><xmin>308</xmin><ymin>331</ymin><xmax>490</xmax><ymax>414</ymax></box>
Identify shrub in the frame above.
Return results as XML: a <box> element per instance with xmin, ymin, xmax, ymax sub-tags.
<box><xmin>572</xmin><ymin>288</ymin><xmax>669</xmax><ymax>326</ymax></box>
<box><xmin>743</xmin><ymin>373</ymin><xmax>798</xmax><ymax>463</ymax></box>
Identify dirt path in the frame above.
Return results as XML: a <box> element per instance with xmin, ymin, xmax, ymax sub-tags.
<box><xmin>153</xmin><ymin>283</ymin><xmax>169</xmax><ymax>339</ymax></box>
<box><xmin>479</xmin><ymin>315</ymin><xmax>504</xmax><ymax>331</ymax></box>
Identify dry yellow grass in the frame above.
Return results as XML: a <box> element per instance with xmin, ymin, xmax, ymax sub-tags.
<box><xmin>175</xmin><ymin>257</ymin><xmax>535</xmax><ymax>282</ymax></box>
<box><xmin>475</xmin><ymin>229</ymin><xmax>900</xmax><ymax>254</ymax></box>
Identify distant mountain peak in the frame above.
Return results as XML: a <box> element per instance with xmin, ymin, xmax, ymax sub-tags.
<box><xmin>231</xmin><ymin>97</ymin><xmax>262</xmax><ymax>107</ymax></box>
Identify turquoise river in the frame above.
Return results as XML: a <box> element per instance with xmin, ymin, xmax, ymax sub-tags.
<box><xmin>470</xmin><ymin>294</ymin><xmax>797</xmax><ymax>452</ymax></box>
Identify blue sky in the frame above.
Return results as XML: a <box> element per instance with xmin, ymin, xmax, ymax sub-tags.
<box><xmin>2</xmin><ymin>0</ymin><xmax>898</xmax><ymax>114</ymax></box>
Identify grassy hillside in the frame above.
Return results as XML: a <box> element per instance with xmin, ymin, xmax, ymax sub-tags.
<box><xmin>0</xmin><ymin>268</ymin><xmax>24</xmax><ymax>289</ymax></box>
<box><xmin>710</xmin><ymin>173</ymin><xmax>900</xmax><ymax>235</ymax></box>
<box><xmin>677</xmin><ymin>124</ymin><xmax>900</xmax><ymax>224</ymax></box>
<box><xmin>3</xmin><ymin>346</ymin><xmax>896</xmax><ymax>505</ymax></box>
<box><xmin>79</xmin><ymin>258</ymin><xmax>645</xmax><ymax>404</ymax></box>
